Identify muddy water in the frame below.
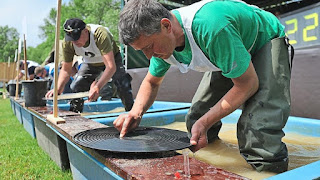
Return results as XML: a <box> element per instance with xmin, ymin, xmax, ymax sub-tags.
<box><xmin>160</xmin><ymin>122</ymin><xmax>320</xmax><ymax>180</ymax></box>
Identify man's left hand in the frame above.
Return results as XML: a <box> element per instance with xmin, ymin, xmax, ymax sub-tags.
<box><xmin>190</xmin><ymin>121</ymin><xmax>209</xmax><ymax>152</ymax></box>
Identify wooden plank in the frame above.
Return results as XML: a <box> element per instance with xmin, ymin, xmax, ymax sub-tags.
<box><xmin>28</xmin><ymin>106</ymin><xmax>80</xmax><ymax>118</ymax></box>
<box><xmin>47</xmin><ymin>114</ymin><xmax>66</xmax><ymax>124</ymax></box>
<box><xmin>44</xmin><ymin>91</ymin><xmax>89</xmax><ymax>100</ymax></box>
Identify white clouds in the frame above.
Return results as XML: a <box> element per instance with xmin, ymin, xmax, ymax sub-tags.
<box><xmin>0</xmin><ymin>0</ymin><xmax>69</xmax><ymax>47</ymax></box>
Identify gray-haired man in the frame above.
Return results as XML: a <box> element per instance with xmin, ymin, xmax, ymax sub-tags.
<box><xmin>114</xmin><ymin>0</ymin><xmax>292</xmax><ymax>173</ymax></box>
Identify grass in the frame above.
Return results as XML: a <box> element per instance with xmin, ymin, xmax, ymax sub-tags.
<box><xmin>0</xmin><ymin>94</ymin><xmax>73</xmax><ymax>179</ymax></box>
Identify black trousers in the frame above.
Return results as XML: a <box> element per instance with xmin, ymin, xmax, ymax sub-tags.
<box><xmin>70</xmin><ymin>52</ymin><xmax>134</xmax><ymax>111</ymax></box>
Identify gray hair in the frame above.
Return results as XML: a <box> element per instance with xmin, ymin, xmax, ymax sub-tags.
<box><xmin>118</xmin><ymin>0</ymin><xmax>172</xmax><ymax>45</ymax></box>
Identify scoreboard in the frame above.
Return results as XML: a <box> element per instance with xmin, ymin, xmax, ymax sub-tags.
<box><xmin>279</xmin><ymin>3</ymin><xmax>320</xmax><ymax>49</ymax></box>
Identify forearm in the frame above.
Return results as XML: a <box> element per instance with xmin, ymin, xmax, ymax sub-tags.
<box><xmin>94</xmin><ymin>51</ymin><xmax>117</xmax><ymax>90</ymax></box>
<box><xmin>199</xmin><ymin>62</ymin><xmax>259</xmax><ymax>129</ymax></box>
<box><xmin>131</xmin><ymin>77</ymin><xmax>161</xmax><ymax>118</ymax></box>
<box><xmin>18</xmin><ymin>72</ymin><xmax>23</xmax><ymax>80</ymax></box>
<box><xmin>201</xmin><ymin>85</ymin><xmax>257</xmax><ymax>128</ymax></box>
<box><xmin>94</xmin><ymin>67</ymin><xmax>115</xmax><ymax>90</ymax></box>
<box><xmin>56</xmin><ymin>70</ymin><xmax>71</xmax><ymax>94</ymax></box>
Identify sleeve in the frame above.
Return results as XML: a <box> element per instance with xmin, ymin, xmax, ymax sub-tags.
<box><xmin>62</xmin><ymin>40</ymin><xmax>76</xmax><ymax>63</ymax></box>
<box><xmin>44</xmin><ymin>65</ymin><xmax>50</xmax><ymax>74</ymax></box>
<box><xmin>209</xmin><ymin>24</ymin><xmax>251</xmax><ymax>78</ymax></box>
<box><xmin>149</xmin><ymin>57</ymin><xmax>171</xmax><ymax>77</ymax></box>
<box><xmin>28</xmin><ymin>66</ymin><xmax>36</xmax><ymax>75</ymax></box>
<box><xmin>94</xmin><ymin>27</ymin><xmax>113</xmax><ymax>55</ymax></box>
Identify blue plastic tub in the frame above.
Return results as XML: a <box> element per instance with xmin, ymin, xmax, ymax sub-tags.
<box><xmin>68</xmin><ymin>109</ymin><xmax>320</xmax><ymax>180</ymax></box>
<box><xmin>9</xmin><ymin>97</ymin><xmax>16</xmax><ymax>115</ymax></box>
<box><xmin>49</xmin><ymin>98</ymin><xmax>190</xmax><ymax>114</ymax></box>
<box><xmin>20</xmin><ymin>107</ymin><xmax>36</xmax><ymax>138</ymax></box>
<box><xmin>86</xmin><ymin>109</ymin><xmax>188</xmax><ymax>126</ymax></box>
<box><xmin>221</xmin><ymin>109</ymin><xmax>320</xmax><ymax>179</ymax></box>
<box><xmin>83</xmin><ymin>100</ymin><xmax>191</xmax><ymax>126</ymax></box>
<box><xmin>221</xmin><ymin>109</ymin><xmax>320</xmax><ymax>137</ymax></box>
<box><xmin>45</xmin><ymin>125</ymin><xmax>123</xmax><ymax>180</ymax></box>
<box><xmin>47</xmin><ymin>99</ymin><xmax>191</xmax><ymax>126</ymax></box>
<box><xmin>66</xmin><ymin>142</ymin><xmax>122</xmax><ymax>180</ymax></box>
<box><xmin>13</xmin><ymin>100</ymin><xmax>23</xmax><ymax>124</ymax></box>
<box><xmin>27</xmin><ymin>98</ymin><xmax>320</xmax><ymax>179</ymax></box>
<box><xmin>266</xmin><ymin>160</ymin><xmax>320</xmax><ymax>180</ymax></box>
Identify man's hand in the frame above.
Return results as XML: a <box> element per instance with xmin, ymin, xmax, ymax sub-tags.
<box><xmin>88</xmin><ymin>81</ymin><xmax>100</xmax><ymax>101</ymax></box>
<box><xmin>45</xmin><ymin>89</ymin><xmax>55</xmax><ymax>98</ymax></box>
<box><xmin>190</xmin><ymin>121</ymin><xmax>209</xmax><ymax>152</ymax></box>
<box><xmin>45</xmin><ymin>61</ymin><xmax>73</xmax><ymax>99</ymax></box>
<box><xmin>113</xmin><ymin>112</ymin><xmax>142</xmax><ymax>138</ymax></box>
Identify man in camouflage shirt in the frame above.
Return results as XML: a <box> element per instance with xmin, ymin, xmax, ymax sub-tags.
<box><xmin>46</xmin><ymin>18</ymin><xmax>134</xmax><ymax>111</ymax></box>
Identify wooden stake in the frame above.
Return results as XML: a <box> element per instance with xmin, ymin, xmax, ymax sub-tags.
<box><xmin>2</xmin><ymin>57</ymin><xmax>11</xmax><ymax>99</ymax></box>
<box><xmin>44</xmin><ymin>91</ymin><xmax>89</xmax><ymax>100</ymax></box>
<box><xmin>3</xmin><ymin>63</ymin><xmax>7</xmax><ymax>99</ymax></box>
<box><xmin>48</xmin><ymin>0</ymin><xmax>65</xmax><ymax>124</ymax></box>
<box><xmin>2</xmin><ymin>82</ymin><xmax>7</xmax><ymax>99</ymax></box>
<box><xmin>23</xmin><ymin>34</ymin><xmax>28</xmax><ymax>80</ymax></box>
<box><xmin>15</xmin><ymin>50</ymin><xmax>21</xmax><ymax>100</ymax></box>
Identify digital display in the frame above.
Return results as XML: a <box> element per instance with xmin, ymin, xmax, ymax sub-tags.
<box><xmin>279</xmin><ymin>4</ymin><xmax>320</xmax><ymax>49</ymax></box>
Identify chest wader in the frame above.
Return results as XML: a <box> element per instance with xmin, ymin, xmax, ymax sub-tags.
<box><xmin>238</xmin><ymin>37</ymin><xmax>292</xmax><ymax>173</ymax></box>
<box><xmin>110</xmin><ymin>53</ymin><xmax>134</xmax><ymax>111</ymax></box>
<box><xmin>70</xmin><ymin>52</ymin><xmax>134</xmax><ymax>112</ymax></box>
<box><xmin>186</xmin><ymin>37</ymin><xmax>292</xmax><ymax>173</ymax></box>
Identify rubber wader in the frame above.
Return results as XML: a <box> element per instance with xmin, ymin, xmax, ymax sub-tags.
<box><xmin>186</xmin><ymin>37</ymin><xmax>292</xmax><ymax>173</ymax></box>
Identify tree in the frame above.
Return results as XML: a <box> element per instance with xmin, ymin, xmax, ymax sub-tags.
<box><xmin>73</xmin><ymin>0</ymin><xmax>121</xmax><ymax>42</ymax></box>
<box><xmin>59</xmin><ymin>0</ymin><xmax>121</xmax><ymax>42</ymax></box>
<box><xmin>0</xmin><ymin>26</ymin><xmax>19</xmax><ymax>62</ymax></box>
<box><xmin>27</xmin><ymin>0</ymin><xmax>121</xmax><ymax>64</ymax></box>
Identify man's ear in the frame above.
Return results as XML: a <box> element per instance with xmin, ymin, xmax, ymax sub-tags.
<box><xmin>83</xmin><ymin>28</ymin><xmax>89</xmax><ymax>34</ymax></box>
<box><xmin>84</xmin><ymin>28</ymin><xmax>90</xmax><ymax>40</ymax></box>
<box><xmin>160</xmin><ymin>18</ymin><xmax>172</xmax><ymax>32</ymax></box>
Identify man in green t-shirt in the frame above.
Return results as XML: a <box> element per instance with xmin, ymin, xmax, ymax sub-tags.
<box><xmin>114</xmin><ymin>0</ymin><xmax>293</xmax><ymax>173</ymax></box>
<box><xmin>45</xmin><ymin>18</ymin><xmax>134</xmax><ymax>111</ymax></box>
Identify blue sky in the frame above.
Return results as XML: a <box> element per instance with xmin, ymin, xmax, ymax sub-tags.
<box><xmin>0</xmin><ymin>0</ymin><xmax>70</xmax><ymax>47</ymax></box>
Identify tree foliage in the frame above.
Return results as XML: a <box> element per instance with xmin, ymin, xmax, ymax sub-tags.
<box><xmin>0</xmin><ymin>26</ymin><xmax>19</xmax><ymax>62</ymax></box>
<box><xmin>27</xmin><ymin>0</ymin><xmax>121</xmax><ymax>64</ymax></box>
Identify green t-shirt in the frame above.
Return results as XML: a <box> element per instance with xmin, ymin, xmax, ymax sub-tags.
<box><xmin>62</xmin><ymin>25</ymin><xmax>119</xmax><ymax>63</ymax></box>
<box><xmin>149</xmin><ymin>0</ymin><xmax>285</xmax><ymax>78</ymax></box>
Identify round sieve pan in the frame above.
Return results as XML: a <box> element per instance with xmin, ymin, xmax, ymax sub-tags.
<box><xmin>73</xmin><ymin>127</ymin><xmax>191</xmax><ymax>153</ymax></box>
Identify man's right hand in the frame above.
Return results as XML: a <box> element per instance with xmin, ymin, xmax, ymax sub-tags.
<box><xmin>113</xmin><ymin>112</ymin><xmax>142</xmax><ymax>138</ymax></box>
<box><xmin>45</xmin><ymin>61</ymin><xmax>72</xmax><ymax>99</ymax></box>
<box><xmin>45</xmin><ymin>89</ymin><xmax>54</xmax><ymax>98</ymax></box>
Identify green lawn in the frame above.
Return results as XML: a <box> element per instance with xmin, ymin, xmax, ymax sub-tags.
<box><xmin>0</xmin><ymin>96</ymin><xmax>72</xmax><ymax>179</ymax></box>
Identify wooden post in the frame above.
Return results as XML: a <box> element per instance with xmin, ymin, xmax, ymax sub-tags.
<box><xmin>2</xmin><ymin>62</ymin><xmax>7</xmax><ymax>99</ymax></box>
<box><xmin>2</xmin><ymin>83</ymin><xmax>6</xmax><ymax>99</ymax></box>
<box><xmin>23</xmin><ymin>34</ymin><xmax>28</xmax><ymax>80</ymax></box>
<box><xmin>47</xmin><ymin>0</ymin><xmax>65</xmax><ymax>124</ymax></box>
<box><xmin>2</xmin><ymin>57</ymin><xmax>11</xmax><ymax>99</ymax></box>
<box><xmin>15</xmin><ymin>42</ymin><xmax>21</xmax><ymax>100</ymax></box>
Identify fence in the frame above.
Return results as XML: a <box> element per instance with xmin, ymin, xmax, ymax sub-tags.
<box><xmin>0</xmin><ymin>62</ymin><xmax>18</xmax><ymax>82</ymax></box>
